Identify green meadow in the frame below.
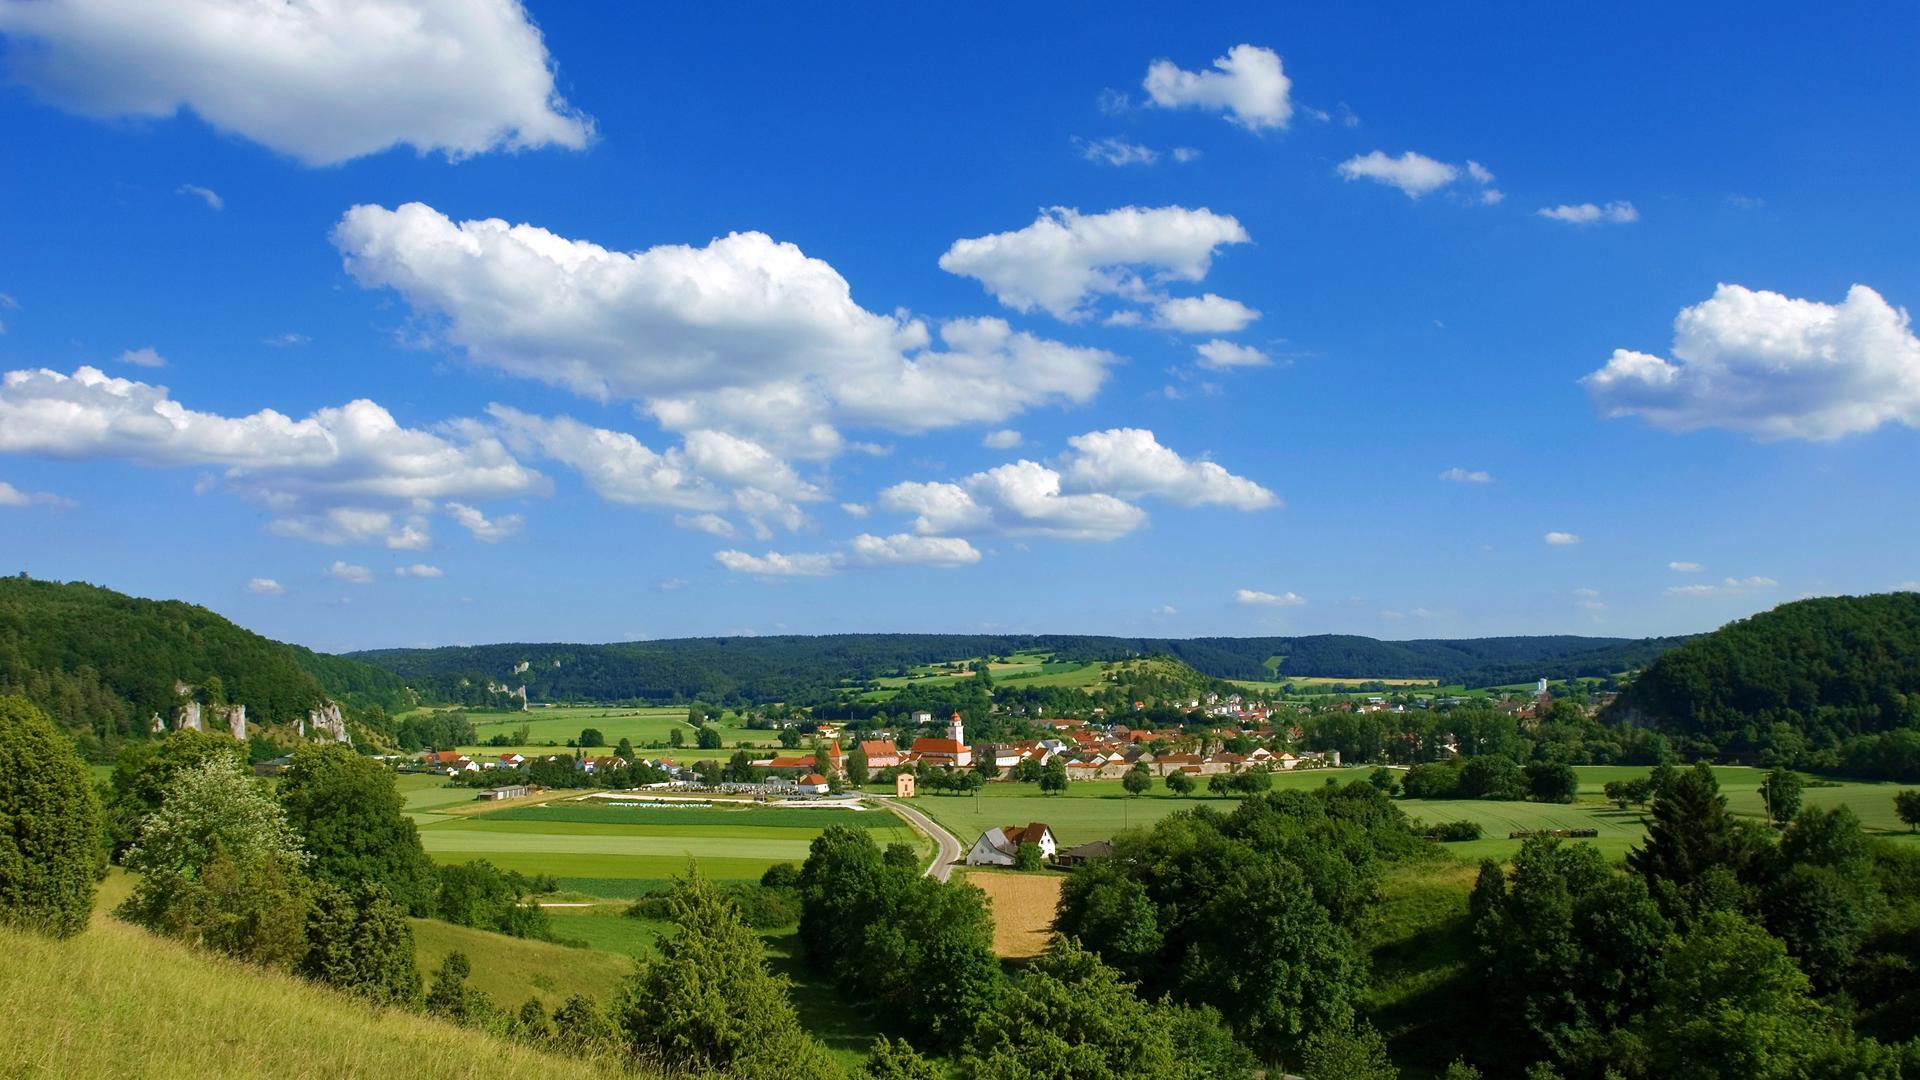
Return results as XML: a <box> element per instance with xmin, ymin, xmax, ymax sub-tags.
<box><xmin>414</xmin><ymin>793</ymin><xmax>922</xmax><ymax>897</ymax></box>
<box><xmin>912</xmin><ymin>765</ymin><xmax>1920</xmax><ymax>858</ymax></box>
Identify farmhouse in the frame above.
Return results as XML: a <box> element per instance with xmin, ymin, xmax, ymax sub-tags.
<box><xmin>1055</xmin><ymin>840</ymin><xmax>1114</xmax><ymax>867</ymax></box>
<box><xmin>966</xmin><ymin>822</ymin><xmax>1058</xmax><ymax>866</ymax></box>
<box><xmin>796</xmin><ymin>773</ymin><xmax>831</xmax><ymax>795</ymax></box>
<box><xmin>859</xmin><ymin>739</ymin><xmax>902</xmax><ymax>770</ymax></box>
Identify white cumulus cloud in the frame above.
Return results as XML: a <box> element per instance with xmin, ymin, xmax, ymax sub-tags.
<box><xmin>1582</xmin><ymin>284</ymin><xmax>1920</xmax><ymax>440</ymax></box>
<box><xmin>1076</xmin><ymin>136</ymin><xmax>1159</xmax><ymax>166</ymax></box>
<box><xmin>939</xmin><ymin>205</ymin><xmax>1249</xmax><ymax>321</ymax></box>
<box><xmin>1059</xmin><ymin>428</ymin><xmax>1278</xmax><ymax>510</ymax></box>
<box><xmin>1154</xmin><ymin>294</ymin><xmax>1260</xmax><ymax>333</ymax></box>
<box><xmin>0</xmin><ymin>0</ymin><xmax>593</xmax><ymax>166</ymax></box>
<box><xmin>712</xmin><ymin>549</ymin><xmax>839</xmax><ymax>578</ymax></box>
<box><xmin>848</xmin><ymin>533</ymin><xmax>982</xmax><ymax>567</ymax></box>
<box><xmin>1338</xmin><ymin>151</ymin><xmax>1460</xmax><ymax>198</ymax></box>
<box><xmin>1439</xmin><ymin>467</ymin><xmax>1494</xmax><ymax>484</ymax></box>
<box><xmin>394</xmin><ymin>563</ymin><xmax>442</xmax><ymax>578</ymax></box>
<box><xmin>244</xmin><ymin>577</ymin><xmax>283</xmax><ymax>595</ymax></box>
<box><xmin>1544</xmin><ymin>531</ymin><xmax>1581</xmax><ymax>545</ymax></box>
<box><xmin>326</xmin><ymin>560</ymin><xmax>374</xmax><ymax>584</ymax></box>
<box><xmin>445</xmin><ymin>501</ymin><xmax>521</xmax><ymax>542</ymax></box>
<box><xmin>116</xmin><ymin>346</ymin><xmax>165</xmax><ymax>368</ymax></box>
<box><xmin>1538</xmin><ymin>201</ymin><xmax>1639</xmax><ymax>225</ymax></box>
<box><xmin>1193</xmin><ymin>340</ymin><xmax>1271</xmax><ymax>370</ymax></box>
<box><xmin>981</xmin><ymin>429</ymin><xmax>1022</xmax><ymax>450</ymax></box>
<box><xmin>0</xmin><ymin>479</ymin><xmax>75</xmax><ymax>508</ymax></box>
<box><xmin>1143</xmin><ymin>44</ymin><xmax>1292</xmax><ymax>130</ymax></box>
<box><xmin>1236</xmin><ymin>588</ymin><xmax>1305</xmax><ymax>607</ymax></box>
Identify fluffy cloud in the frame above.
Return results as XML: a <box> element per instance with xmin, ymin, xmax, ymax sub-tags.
<box><xmin>326</xmin><ymin>560</ymin><xmax>374</xmax><ymax>584</ymax></box>
<box><xmin>1154</xmin><ymin>294</ymin><xmax>1259</xmax><ymax>333</ymax></box>
<box><xmin>1582</xmin><ymin>284</ymin><xmax>1920</xmax><ymax>439</ymax></box>
<box><xmin>1337</xmin><ymin>151</ymin><xmax>1460</xmax><ymax>198</ymax></box>
<box><xmin>394</xmin><ymin>563</ymin><xmax>443</xmax><ymax>578</ymax></box>
<box><xmin>0</xmin><ymin>366</ymin><xmax>544</xmax><ymax>541</ymax></box>
<box><xmin>848</xmin><ymin>533</ymin><xmax>982</xmax><ymax>567</ymax></box>
<box><xmin>445</xmin><ymin>501</ymin><xmax>521</xmax><ymax>542</ymax></box>
<box><xmin>0</xmin><ymin>479</ymin><xmax>75</xmax><ymax>508</ymax></box>
<box><xmin>336</xmin><ymin>203</ymin><xmax>1116</xmax><ymax>452</ymax></box>
<box><xmin>1439</xmin><ymin>467</ymin><xmax>1494</xmax><ymax>484</ymax></box>
<box><xmin>244</xmin><ymin>577</ymin><xmax>283</xmax><ymax>595</ymax></box>
<box><xmin>938</xmin><ymin>205</ymin><xmax>1249</xmax><ymax>321</ymax></box>
<box><xmin>1236</xmin><ymin>588</ymin><xmax>1305</xmax><ymax>606</ymax></box>
<box><xmin>882</xmin><ymin>463</ymin><xmax>1146</xmax><ymax>542</ymax></box>
<box><xmin>1544</xmin><ymin>531</ymin><xmax>1581</xmax><ymax>545</ymax></box>
<box><xmin>0</xmin><ymin>0</ymin><xmax>592</xmax><ymax>166</ymax></box>
<box><xmin>981</xmin><ymin>429</ymin><xmax>1022</xmax><ymax>450</ymax></box>
<box><xmin>712</xmin><ymin>549</ymin><xmax>838</xmax><ymax>577</ymax></box>
<box><xmin>116</xmin><ymin>346</ymin><xmax>165</xmax><ymax>368</ymax></box>
<box><xmin>676</xmin><ymin>513</ymin><xmax>737</xmax><ymax>538</ymax></box>
<box><xmin>1193</xmin><ymin>340</ymin><xmax>1270</xmax><ymax>370</ymax></box>
<box><xmin>1538</xmin><ymin>201</ymin><xmax>1639</xmax><ymax>225</ymax></box>
<box><xmin>1143</xmin><ymin>44</ymin><xmax>1292</xmax><ymax>130</ymax></box>
<box><xmin>1669</xmin><ymin>561</ymin><xmax>1703</xmax><ymax>572</ymax></box>
<box><xmin>1059</xmin><ymin>428</ymin><xmax>1278</xmax><ymax>510</ymax></box>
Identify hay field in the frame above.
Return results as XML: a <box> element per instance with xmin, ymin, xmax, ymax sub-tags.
<box><xmin>963</xmin><ymin>869</ymin><xmax>1063</xmax><ymax>958</ymax></box>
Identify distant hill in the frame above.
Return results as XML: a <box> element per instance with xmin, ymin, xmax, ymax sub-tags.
<box><xmin>0</xmin><ymin>576</ymin><xmax>407</xmax><ymax>756</ymax></box>
<box><xmin>351</xmin><ymin>630</ymin><xmax>1686</xmax><ymax>707</ymax></box>
<box><xmin>1602</xmin><ymin>592</ymin><xmax>1920</xmax><ymax>769</ymax></box>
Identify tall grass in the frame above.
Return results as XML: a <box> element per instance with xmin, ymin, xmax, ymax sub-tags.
<box><xmin>0</xmin><ymin>915</ymin><xmax>638</xmax><ymax>1079</ymax></box>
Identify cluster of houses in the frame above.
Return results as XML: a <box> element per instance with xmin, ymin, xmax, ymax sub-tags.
<box><xmin>962</xmin><ymin>821</ymin><xmax>1111</xmax><ymax>868</ymax></box>
<box><xmin>756</xmin><ymin>712</ymin><xmax>1338</xmax><ymax>783</ymax></box>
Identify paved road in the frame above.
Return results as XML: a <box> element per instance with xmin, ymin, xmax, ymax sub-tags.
<box><xmin>875</xmin><ymin>796</ymin><xmax>964</xmax><ymax>881</ymax></box>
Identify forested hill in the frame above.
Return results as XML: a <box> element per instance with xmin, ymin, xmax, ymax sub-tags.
<box><xmin>0</xmin><ymin>576</ymin><xmax>407</xmax><ymax>756</ymax></box>
<box><xmin>1601</xmin><ymin>591</ymin><xmax>1920</xmax><ymax>772</ymax></box>
<box><xmin>350</xmin><ymin>630</ymin><xmax>1685</xmax><ymax>707</ymax></box>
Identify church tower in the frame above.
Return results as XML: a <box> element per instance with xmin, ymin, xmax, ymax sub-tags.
<box><xmin>948</xmin><ymin>711</ymin><xmax>965</xmax><ymax>746</ymax></box>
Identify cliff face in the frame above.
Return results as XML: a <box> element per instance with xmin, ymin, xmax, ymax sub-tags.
<box><xmin>305</xmin><ymin>702</ymin><xmax>350</xmax><ymax>744</ymax></box>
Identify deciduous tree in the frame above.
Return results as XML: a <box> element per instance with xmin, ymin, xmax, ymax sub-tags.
<box><xmin>0</xmin><ymin>695</ymin><xmax>99</xmax><ymax>937</ymax></box>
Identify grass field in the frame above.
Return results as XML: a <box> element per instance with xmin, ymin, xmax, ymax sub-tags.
<box><xmin>412</xmin><ymin>916</ymin><xmax>637</xmax><ymax>1006</ymax></box>
<box><xmin>910</xmin><ymin>766</ymin><xmax>1920</xmax><ymax>859</ymax></box>
<box><xmin>962</xmin><ymin>869</ymin><xmax>1064</xmax><ymax>958</ymax></box>
<box><xmin>3</xmin><ymin>915</ymin><xmax>632</xmax><ymax>1080</ymax></box>
<box><xmin>402</xmin><ymin>703</ymin><xmax>784</xmax><ymax>759</ymax></box>
<box><xmin>416</xmin><ymin>793</ymin><xmax>921</xmax><ymax>898</ymax></box>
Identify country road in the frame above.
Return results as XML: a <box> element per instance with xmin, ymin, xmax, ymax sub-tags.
<box><xmin>876</xmin><ymin>796</ymin><xmax>964</xmax><ymax>881</ymax></box>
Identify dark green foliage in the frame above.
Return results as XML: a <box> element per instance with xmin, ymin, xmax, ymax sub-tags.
<box><xmin>1760</xmin><ymin>767</ymin><xmax>1806</xmax><ymax>824</ymax></box>
<box><xmin>549</xmin><ymin>993</ymin><xmax>621</xmax><ymax>1054</ymax></box>
<box><xmin>1425</xmin><ymin>820</ymin><xmax>1482</xmax><ymax>841</ymax></box>
<box><xmin>1298</xmin><ymin>1020</ymin><xmax>1400</xmax><ymax>1080</ymax></box>
<box><xmin>965</xmin><ymin>937</ymin><xmax>1254</xmax><ymax>1080</ymax></box>
<box><xmin>104</xmin><ymin>729</ymin><xmax>246</xmax><ymax>858</ymax></box>
<box><xmin>798</xmin><ymin>825</ymin><xmax>1003</xmax><ymax>1051</ymax></box>
<box><xmin>1014</xmin><ymin>842</ymin><xmax>1043</xmax><ymax>871</ymax></box>
<box><xmin>1603</xmin><ymin>776</ymin><xmax>1654</xmax><ymax>808</ymax></box>
<box><xmin>1122</xmin><ymin>768</ymin><xmax>1152</xmax><ymax>796</ymax></box>
<box><xmin>759</xmin><ymin>861</ymin><xmax>801</xmax><ymax>889</ymax></box>
<box><xmin>578</xmin><ymin>727</ymin><xmax>604</xmax><ymax>747</ymax></box>
<box><xmin>424</xmin><ymin>951</ymin><xmax>499</xmax><ymax>1028</ymax></box>
<box><xmin>1603</xmin><ymin>592</ymin><xmax>1920</xmax><ymax>775</ymax></box>
<box><xmin>0</xmin><ymin>695</ymin><xmax>99</xmax><ymax>937</ymax></box>
<box><xmin>1056</xmin><ymin>784</ymin><xmax>1416</xmax><ymax>1061</ymax></box>
<box><xmin>862</xmin><ymin>1037</ymin><xmax>943</xmax><ymax>1080</ymax></box>
<box><xmin>511</xmin><ymin>997</ymin><xmax>553</xmax><ymax>1042</ymax></box>
<box><xmin>617</xmin><ymin>869</ymin><xmax>840</xmax><ymax>1079</ymax></box>
<box><xmin>277</xmin><ymin>744</ymin><xmax>436</xmax><ymax>913</ymax></box>
<box><xmin>1526</xmin><ymin>761</ymin><xmax>1579</xmax><ymax>803</ymax></box>
<box><xmin>1469</xmin><ymin>839</ymin><xmax>1670</xmax><ymax>1068</ymax></box>
<box><xmin>349</xmin><ymin>631</ymin><xmax>1681</xmax><ymax>708</ymax></box>
<box><xmin>435</xmin><ymin>859</ymin><xmax>552</xmax><ymax>938</ymax></box>
<box><xmin>300</xmin><ymin>881</ymin><xmax>420</xmax><ymax>1005</ymax></box>
<box><xmin>1897</xmin><ymin>789</ymin><xmax>1920</xmax><ymax>831</ymax></box>
<box><xmin>1369</xmin><ymin>766</ymin><xmax>1401</xmax><ymax>796</ymax></box>
<box><xmin>0</xmin><ymin>577</ymin><xmax>396</xmax><ymax>757</ymax></box>
<box><xmin>1164</xmin><ymin>770</ymin><xmax>1195</xmax><ymax>795</ymax></box>
<box><xmin>1625</xmin><ymin>763</ymin><xmax>1763</xmax><ymax>920</ymax></box>
<box><xmin>1459</xmin><ymin>755</ymin><xmax>1527</xmax><ymax>800</ymax></box>
<box><xmin>1039</xmin><ymin>758</ymin><xmax>1068</xmax><ymax>793</ymax></box>
<box><xmin>846</xmin><ymin>745</ymin><xmax>869</xmax><ymax>787</ymax></box>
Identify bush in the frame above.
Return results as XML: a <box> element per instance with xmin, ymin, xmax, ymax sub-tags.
<box><xmin>1014</xmin><ymin>842</ymin><xmax>1043</xmax><ymax>871</ymax></box>
<box><xmin>1426</xmin><ymin>820</ymin><xmax>1484</xmax><ymax>842</ymax></box>
<box><xmin>301</xmin><ymin>881</ymin><xmax>420</xmax><ymax>1005</ymax></box>
<box><xmin>0</xmin><ymin>696</ymin><xmax>100</xmax><ymax>938</ymax></box>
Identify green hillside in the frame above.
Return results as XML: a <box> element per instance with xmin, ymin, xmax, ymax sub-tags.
<box><xmin>0</xmin><ymin>916</ymin><xmax>630</xmax><ymax>1080</ymax></box>
<box><xmin>0</xmin><ymin>576</ymin><xmax>407</xmax><ymax>758</ymax></box>
<box><xmin>1604</xmin><ymin>592</ymin><xmax>1920</xmax><ymax>777</ymax></box>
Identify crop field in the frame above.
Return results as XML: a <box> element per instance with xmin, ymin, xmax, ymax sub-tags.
<box><xmin>442</xmin><ymin>704</ymin><xmax>780</xmax><ymax>758</ymax></box>
<box><xmin>912</xmin><ymin>766</ymin><xmax>1920</xmax><ymax>859</ymax></box>
<box><xmin>962</xmin><ymin>870</ymin><xmax>1064</xmax><ymax>958</ymax></box>
<box><xmin>415</xmin><ymin>794</ymin><xmax>920</xmax><ymax>897</ymax></box>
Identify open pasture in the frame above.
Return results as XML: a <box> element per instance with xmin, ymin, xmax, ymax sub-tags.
<box><xmin>912</xmin><ymin>765</ymin><xmax>1920</xmax><ymax>860</ymax></box>
<box><xmin>416</xmin><ymin>794</ymin><xmax>920</xmax><ymax>898</ymax></box>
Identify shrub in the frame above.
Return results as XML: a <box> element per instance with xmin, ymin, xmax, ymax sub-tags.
<box><xmin>1426</xmin><ymin>820</ymin><xmax>1484</xmax><ymax>842</ymax></box>
<box><xmin>0</xmin><ymin>696</ymin><xmax>100</xmax><ymax>938</ymax></box>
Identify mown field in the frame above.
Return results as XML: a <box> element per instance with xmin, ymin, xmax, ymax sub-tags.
<box><xmin>913</xmin><ymin>766</ymin><xmax>1920</xmax><ymax>859</ymax></box>
<box><xmin>413</xmin><ymin>791</ymin><xmax>922</xmax><ymax>898</ymax></box>
<box><xmin>396</xmin><ymin>703</ymin><xmax>783</xmax><ymax>759</ymax></box>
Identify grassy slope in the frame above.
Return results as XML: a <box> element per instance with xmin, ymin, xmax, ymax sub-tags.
<box><xmin>1</xmin><ymin>917</ymin><xmax>630</xmax><ymax>1080</ymax></box>
<box><xmin>411</xmin><ymin>917</ymin><xmax>637</xmax><ymax>1008</ymax></box>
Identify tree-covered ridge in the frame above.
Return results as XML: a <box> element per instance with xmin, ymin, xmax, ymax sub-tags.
<box><xmin>350</xmin><ymin>630</ymin><xmax>1685</xmax><ymax>707</ymax></box>
<box><xmin>0</xmin><ymin>576</ymin><xmax>405</xmax><ymax>755</ymax></box>
<box><xmin>1604</xmin><ymin>592</ymin><xmax>1920</xmax><ymax>769</ymax></box>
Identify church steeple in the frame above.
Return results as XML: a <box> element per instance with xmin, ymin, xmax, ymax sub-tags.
<box><xmin>948</xmin><ymin>711</ymin><xmax>965</xmax><ymax>745</ymax></box>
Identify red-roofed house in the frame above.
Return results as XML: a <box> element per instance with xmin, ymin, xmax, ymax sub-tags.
<box><xmin>910</xmin><ymin>713</ymin><xmax>972</xmax><ymax>768</ymax></box>
<box><xmin>797</xmin><ymin>773</ymin><xmax>831</xmax><ymax>795</ymax></box>
<box><xmin>859</xmin><ymin>740</ymin><xmax>901</xmax><ymax>770</ymax></box>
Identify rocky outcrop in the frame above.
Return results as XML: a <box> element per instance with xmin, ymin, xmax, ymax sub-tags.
<box><xmin>222</xmin><ymin>703</ymin><xmax>247</xmax><ymax>741</ymax></box>
<box><xmin>150</xmin><ymin>712</ymin><xmax>166</xmax><ymax>734</ymax></box>
<box><xmin>173</xmin><ymin>699</ymin><xmax>203</xmax><ymax>732</ymax></box>
<box><xmin>306</xmin><ymin>702</ymin><xmax>350</xmax><ymax>745</ymax></box>
<box><xmin>511</xmin><ymin>660</ymin><xmax>529</xmax><ymax>675</ymax></box>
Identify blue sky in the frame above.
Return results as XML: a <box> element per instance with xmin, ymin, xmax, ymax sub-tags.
<box><xmin>1</xmin><ymin>1</ymin><xmax>1916</xmax><ymax>652</ymax></box>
